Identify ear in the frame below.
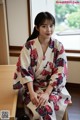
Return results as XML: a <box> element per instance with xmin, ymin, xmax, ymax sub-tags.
<box><xmin>35</xmin><ymin>25</ymin><xmax>39</xmax><ymax>31</ymax></box>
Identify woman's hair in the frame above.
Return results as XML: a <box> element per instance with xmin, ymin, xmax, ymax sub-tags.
<box><xmin>27</xmin><ymin>12</ymin><xmax>55</xmax><ymax>41</ymax></box>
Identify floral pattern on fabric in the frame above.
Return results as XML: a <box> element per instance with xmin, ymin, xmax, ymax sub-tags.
<box><xmin>36</xmin><ymin>105</ymin><xmax>52</xmax><ymax>120</ymax></box>
<box><xmin>13</xmin><ymin>37</ymin><xmax>71</xmax><ymax>120</ymax></box>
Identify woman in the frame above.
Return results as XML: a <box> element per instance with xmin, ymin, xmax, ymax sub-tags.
<box><xmin>13</xmin><ymin>12</ymin><xmax>71</xmax><ymax>120</ymax></box>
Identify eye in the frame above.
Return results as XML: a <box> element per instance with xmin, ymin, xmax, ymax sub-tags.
<box><xmin>50</xmin><ymin>24</ymin><xmax>54</xmax><ymax>28</ymax></box>
<box><xmin>41</xmin><ymin>25</ymin><xmax>46</xmax><ymax>28</ymax></box>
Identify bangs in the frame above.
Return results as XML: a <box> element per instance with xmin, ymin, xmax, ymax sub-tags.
<box><xmin>39</xmin><ymin>19</ymin><xmax>54</xmax><ymax>26</ymax></box>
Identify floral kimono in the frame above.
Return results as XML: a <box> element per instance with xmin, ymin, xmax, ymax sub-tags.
<box><xmin>13</xmin><ymin>37</ymin><xmax>71</xmax><ymax>120</ymax></box>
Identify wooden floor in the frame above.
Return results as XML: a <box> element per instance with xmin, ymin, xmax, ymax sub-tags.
<box><xmin>66</xmin><ymin>83</ymin><xmax>80</xmax><ymax>120</ymax></box>
<box><xmin>16</xmin><ymin>83</ymin><xmax>80</xmax><ymax>120</ymax></box>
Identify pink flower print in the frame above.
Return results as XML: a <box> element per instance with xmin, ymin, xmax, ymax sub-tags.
<box><xmin>39</xmin><ymin>82</ymin><xmax>45</xmax><ymax>87</ymax></box>
<box><xmin>44</xmin><ymin>114</ymin><xmax>51</xmax><ymax>120</ymax></box>
<box><xmin>56</xmin><ymin>58</ymin><xmax>65</xmax><ymax>67</ymax></box>
<box><xmin>34</xmin><ymin>85</ymin><xmax>39</xmax><ymax>92</ymax></box>
<box><xmin>30</xmin><ymin>49</ymin><xmax>38</xmax><ymax>66</ymax></box>
<box><xmin>50</xmin><ymin>81</ymin><xmax>57</xmax><ymax>87</ymax></box>
<box><xmin>58</xmin><ymin>96</ymin><xmax>62</xmax><ymax>100</ymax></box>
<box><xmin>49</xmin><ymin>40</ymin><xmax>54</xmax><ymax>49</ymax></box>
<box><xmin>13</xmin><ymin>81</ymin><xmax>22</xmax><ymax>89</ymax></box>
<box><xmin>57</xmin><ymin>74</ymin><xmax>63</xmax><ymax>85</ymax></box>
<box><xmin>52</xmin><ymin>48</ymin><xmax>59</xmax><ymax>62</ymax></box>
<box><xmin>58</xmin><ymin>74</ymin><xmax>63</xmax><ymax>79</ymax></box>
<box><xmin>25</xmin><ymin>40</ymin><xmax>35</xmax><ymax>49</ymax></box>
<box><xmin>54</xmin><ymin>104</ymin><xmax>59</xmax><ymax>111</ymax></box>
<box><xmin>50</xmin><ymin>95</ymin><xmax>58</xmax><ymax>103</ymax></box>
<box><xmin>49</xmin><ymin>62</ymin><xmax>53</xmax><ymax>69</ymax></box>
<box><xmin>59</xmin><ymin>45</ymin><xmax>64</xmax><ymax>54</ymax></box>
<box><xmin>30</xmin><ymin>40</ymin><xmax>35</xmax><ymax>45</ymax></box>
<box><xmin>17</xmin><ymin>66</ymin><xmax>21</xmax><ymax>72</ymax></box>
<box><xmin>31</xmin><ymin>49</ymin><xmax>38</xmax><ymax>59</ymax></box>
<box><xmin>41</xmin><ymin>69</ymin><xmax>50</xmax><ymax>76</ymax></box>
<box><xmin>14</xmin><ymin>73</ymin><xmax>17</xmax><ymax>79</ymax></box>
<box><xmin>52</xmin><ymin>67</ymin><xmax>58</xmax><ymax>74</ymax></box>
<box><xmin>17</xmin><ymin>57</ymin><xmax>21</xmax><ymax>67</ymax></box>
<box><xmin>16</xmin><ymin>57</ymin><xmax>21</xmax><ymax>72</ymax></box>
<box><xmin>45</xmin><ymin>105</ymin><xmax>53</xmax><ymax>115</ymax></box>
<box><xmin>64</xmin><ymin>64</ymin><xmax>68</xmax><ymax>76</ymax></box>
<box><xmin>64</xmin><ymin>98</ymin><xmax>70</xmax><ymax>104</ymax></box>
<box><xmin>36</xmin><ymin>106</ymin><xmax>47</xmax><ymax>116</ymax></box>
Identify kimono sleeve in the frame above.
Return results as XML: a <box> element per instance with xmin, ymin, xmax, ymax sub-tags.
<box><xmin>49</xmin><ymin>41</ymin><xmax>68</xmax><ymax>91</ymax></box>
<box><xmin>13</xmin><ymin>45</ymin><xmax>34</xmax><ymax>89</ymax></box>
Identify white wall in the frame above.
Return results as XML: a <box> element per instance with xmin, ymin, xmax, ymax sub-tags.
<box><xmin>6</xmin><ymin>0</ymin><xmax>29</xmax><ymax>46</ymax></box>
<box><xmin>68</xmin><ymin>61</ymin><xmax>80</xmax><ymax>84</ymax></box>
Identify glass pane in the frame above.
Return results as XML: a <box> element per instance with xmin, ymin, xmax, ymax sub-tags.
<box><xmin>55</xmin><ymin>0</ymin><xmax>80</xmax><ymax>33</ymax></box>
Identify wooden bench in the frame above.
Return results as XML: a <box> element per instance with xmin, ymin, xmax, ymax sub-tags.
<box><xmin>0</xmin><ymin>65</ymin><xmax>18</xmax><ymax>120</ymax></box>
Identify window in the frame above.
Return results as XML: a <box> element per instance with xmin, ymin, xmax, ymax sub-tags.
<box><xmin>30</xmin><ymin>0</ymin><xmax>80</xmax><ymax>51</ymax></box>
<box><xmin>54</xmin><ymin>0</ymin><xmax>80</xmax><ymax>51</ymax></box>
<box><xmin>55</xmin><ymin>0</ymin><xmax>80</xmax><ymax>32</ymax></box>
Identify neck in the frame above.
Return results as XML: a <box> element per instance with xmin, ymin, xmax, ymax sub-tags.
<box><xmin>38</xmin><ymin>36</ymin><xmax>50</xmax><ymax>45</ymax></box>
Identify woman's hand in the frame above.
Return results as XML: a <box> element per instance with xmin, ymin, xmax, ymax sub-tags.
<box><xmin>30</xmin><ymin>91</ymin><xmax>39</xmax><ymax>106</ymax></box>
<box><xmin>27</xmin><ymin>82</ymin><xmax>39</xmax><ymax>106</ymax></box>
<box><xmin>38</xmin><ymin>92</ymin><xmax>49</xmax><ymax>107</ymax></box>
<box><xmin>37</xmin><ymin>84</ymin><xmax>53</xmax><ymax>107</ymax></box>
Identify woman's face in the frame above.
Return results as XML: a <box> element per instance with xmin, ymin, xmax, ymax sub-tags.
<box><xmin>37</xmin><ymin>19</ymin><xmax>55</xmax><ymax>40</ymax></box>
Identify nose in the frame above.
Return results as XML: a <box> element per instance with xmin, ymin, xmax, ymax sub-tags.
<box><xmin>47</xmin><ymin>26</ymin><xmax>51</xmax><ymax>32</ymax></box>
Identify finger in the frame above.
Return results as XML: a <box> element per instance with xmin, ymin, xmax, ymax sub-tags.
<box><xmin>37</xmin><ymin>94</ymin><xmax>40</xmax><ymax>99</ymax></box>
<box><xmin>38</xmin><ymin>95</ymin><xmax>44</xmax><ymax>101</ymax></box>
<box><xmin>37</xmin><ymin>99</ymin><xmax>42</xmax><ymax>106</ymax></box>
<box><xmin>32</xmin><ymin>100</ymin><xmax>36</xmax><ymax>105</ymax></box>
<box><xmin>44</xmin><ymin>100</ymin><xmax>48</xmax><ymax>106</ymax></box>
<box><xmin>32</xmin><ymin>98</ymin><xmax>37</xmax><ymax>104</ymax></box>
<box><xmin>35</xmin><ymin>99</ymin><xmax>40</xmax><ymax>106</ymax></box>
<box><xmin>41</xmin><ymin>100</ymin><xmax>46</xmax><ymax>106</ymax></box>
<box><xmin>38</xmin><ymin>99</ymin><xmax>45</xmax><ymax>107</ymax></box>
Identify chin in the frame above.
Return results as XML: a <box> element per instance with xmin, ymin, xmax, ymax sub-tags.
<box><xmin>46</xmin><ymin>36</ymin><xmax>51</xmax><ymax>39</ymax></box>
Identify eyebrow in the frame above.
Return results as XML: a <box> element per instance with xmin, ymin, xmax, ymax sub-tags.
<box><xmin>41</xmin><ymin>24</ymin><xmax>47</xmax><ymax>25</ymax></box>
<box><xmin>41</xmin><ymin>23</ymin><xmax>53</xmax><ymax>25</ymax></box>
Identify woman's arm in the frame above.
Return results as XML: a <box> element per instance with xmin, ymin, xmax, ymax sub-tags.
<box><xmin>45</xmin><ymin>84</ymin><xmax>53</xmax><ymax>95</ymax></box>
<box><xmin>27</xmin><ymin>82</ymin><xmax>39</xmax><ymax>106</ymax></box>
<box><xmin>27</xmin><ymin>81</ymin><xmax>34</xmax><ymax>94</ymax></box>
<box><xmin>49</xmin><ymin>41</ymin><xmax>68</xmax><ymax>91</ymax></box>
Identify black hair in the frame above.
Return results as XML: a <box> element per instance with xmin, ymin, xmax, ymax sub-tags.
<box><xmin>27</xmin><ymin>12</ymin><xmax>55</xmax><ymax>41</ymax></box>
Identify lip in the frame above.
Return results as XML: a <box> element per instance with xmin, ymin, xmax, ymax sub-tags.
<box><xmin>46</xmin><ymin>33</ymin><xmax>51</xmax><ymax>36</ymax></box>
